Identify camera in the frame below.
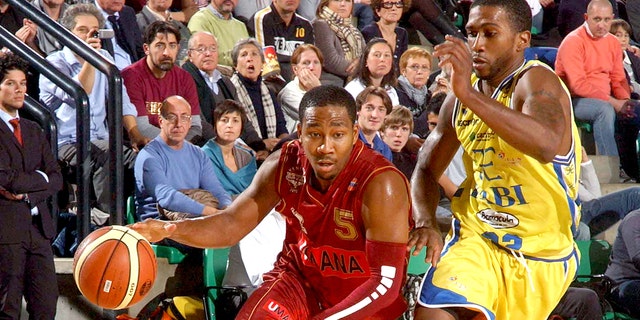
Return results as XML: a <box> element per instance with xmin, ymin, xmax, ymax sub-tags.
<box><xmin>93</xmin><ymin>29</ymin><xmax>114</xmax><ymax>39</ymax></box>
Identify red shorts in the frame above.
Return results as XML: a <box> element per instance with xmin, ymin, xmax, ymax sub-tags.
<box><xmin>236</xmin><ymin>270</ymin><xmax>321</xmax><ymax>319</ymax></box>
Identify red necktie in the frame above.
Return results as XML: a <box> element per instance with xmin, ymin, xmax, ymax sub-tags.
<box><xmin>9</xmin><ymin>118</ymin><xmax>22</xmax><ymax>146</ymax></box>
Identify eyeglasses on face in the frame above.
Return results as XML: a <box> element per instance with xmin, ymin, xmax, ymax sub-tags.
<box><xmin>381</xmin><ymin>1</ymin><xmax>404</xmax><ymax>9</ymax></box>
<box><xmin>189</xmin><ymin>46</ymin><xmax>218</xmax><ymax>54</ymax></box>
<box><xmin>162</xmin><ymin>114</ymin><xmax>192</xmax><ymax>124</ymax></box>
<box><xmin>406</xmin><ymin>64</ymin><xmax>430</xmax><ymax>72</ymax></box>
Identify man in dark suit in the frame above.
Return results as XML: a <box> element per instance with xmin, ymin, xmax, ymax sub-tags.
<box><xmin>0</xmin><ymin>54</ymin><xmax>62</xmax><ymax>319</ymax></box>
<box><xmin>182</xmin><ymin>31</ymin><xmax>268</xmax><ymax>159</ymax></box>
<box><xmin>95</xmin><ymin>0</ymin><xmax>144</xmax><ymax>70</ymax></box>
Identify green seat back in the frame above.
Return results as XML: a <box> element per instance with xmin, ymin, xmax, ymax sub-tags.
<box><xmin>203</xmin><ymin>247</ymin><xmax>230</xmax><ymax>320</ymax></box>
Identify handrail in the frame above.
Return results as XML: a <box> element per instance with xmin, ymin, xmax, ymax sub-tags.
<box><xmin>0</xmin><ymin>26</ymin><xmax>92</xmax><ymax>240</ymax></box>
<box><xmin>23</xmin><ymin>96</ymin><xmax>59</xmax><ymax>231</ymax></box>
<box><xmin>3</xmin><ymin>0</ymin><xmax>125</xmax><ymax>240</ymax></box>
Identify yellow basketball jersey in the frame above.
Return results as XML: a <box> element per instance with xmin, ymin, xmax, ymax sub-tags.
<box><xmin>450</xmin><ymin>60</ymin><xmax>581</xmax><ymax>259</ymax></box>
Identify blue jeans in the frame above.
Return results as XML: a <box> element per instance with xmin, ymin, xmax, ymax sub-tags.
<box><xmin>609</xmin><ymin>280</ymin><xmax>640</xmax><ymax>317</ymax></box>
<box><xmin>573</xmin><ymin>97</ymin><xmax>618</xmax><ymax>156</ymax></box>
<box><xmin>581</xmin><ymin>187</ymin><xmax>640</xmax><ymax>225</ymax></box>
<box><xmin>354</xmin><ymin>3</ymin><xmax>374</xmax><ymax>30</ymax></box>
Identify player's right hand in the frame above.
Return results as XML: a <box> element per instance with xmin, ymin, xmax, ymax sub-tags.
<box><xmin>130</xmin><ymin>219</ymin><xmax>176</xmax><ymax>243</ymax></box>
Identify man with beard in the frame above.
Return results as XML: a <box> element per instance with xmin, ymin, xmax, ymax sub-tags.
<box><xmin>410</xmin><ymin>0</ymin><xmax>581</xmax><ymax>319</ymax></box>
<box><xmin>123</xmin><ymin>20</ymin><xmax>204</xmax><ymax>143</ymax></box>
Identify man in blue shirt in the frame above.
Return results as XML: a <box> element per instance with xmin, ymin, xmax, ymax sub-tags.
<box><xmin>134</xmin><ymin>95</ymin><xmax>231</xmax><ymax>221</ymax></box>
<box><xmin>355</xmin><ymin>86</ymin><xmax>393</xmax><ymax>161</ymax></box>
<box><xmin>39</xmin><ymin>4</ymin><xmax>140</xmax><ymax>222</ymax></box>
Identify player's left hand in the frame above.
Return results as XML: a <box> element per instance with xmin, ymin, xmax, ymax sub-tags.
<box><xmin>130</xmin><ymin>219</ymin><xmax>176</xmax><ymax>243</ymax></box>
<box><xmin>407</xmin><ymin>226</ymin><xmax>443</xmax><ymax>267</ymax></box>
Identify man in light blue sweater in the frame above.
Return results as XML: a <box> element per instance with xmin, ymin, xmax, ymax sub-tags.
<box><xmin>134</xmin><ymin>95</ymin><xmax>231</xmax><ymax>221</ymax></box>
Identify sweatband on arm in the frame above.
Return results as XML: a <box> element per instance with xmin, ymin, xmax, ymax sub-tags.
<box><xmin>312</xmin><ymin>240</ymin><xmax>407</xmax><ymax>320</ymax></box>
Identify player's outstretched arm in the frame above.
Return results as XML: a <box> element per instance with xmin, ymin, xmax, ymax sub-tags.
<box><xmin>312</xmin><ymin>170</ymin><xmax>410</xmax><ymax>320</ymax></box>
<box><xmin>410</xmin><ymin>93</ymin><xmax>460</xmax><ymax>266</ymax></box>
<box><xmin>131</xmin><ymin>150</ymin><xmax>282</xmax><ymax>248</ymax></box>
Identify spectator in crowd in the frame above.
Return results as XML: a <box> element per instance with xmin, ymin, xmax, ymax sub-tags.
<box><xmin>605</xmin><ymin>209</ymin><xmax>640</xmax><ymax>318</ymax></box>
<box><xmin>403</xmin><ymin>0</ymin><xmax>464</xmax><ymax>46</ymax></box>
<box><xmin>0</xmin><ymin>53</ymin><xmax>62</xmax><ymax>320</ymax></box>
<box><xmin>201</xmin><ymin>100</ymin><xmax>285</xmax><ymax>296</ymax></box>
<box><xmin>122</xmin><ymin>21</ymin><xmax>204</xmax><ymax>145</ymax></box>
<box><xmin>188</xmin><ymin>0</ymin><xmax>249</xmax><ymax>69</ymax></box>
<box><xmin>355</xmin><ymin>86</ymin><xmax>393</xmax><ymax>161</ymax></box>
<box><xmin>395</xmin><ymin>46</ymin><xmax>432</xmax><ymax>139</ymax></box>
<box><xmin>32</xmin><ymin>0</ymin><xmax>68</xmax><ymax>55</ymax></box>
<box><xmin>381</xmin><ymin>105</ymin><xmax>416</xmax><ymax>179</ymax></box>
<box><xmin>345</xmin><ymin>37</ymin><xmax>399</xmax><ymax>105</ymax></box>
<box><xmin>549</xmin><ymin>287</ymin><xmax>604</xmax><ymax>320</ymax></box>
<box><xmin>181</xmin><ymin>31</ymin><xmax>269</xmax><ymax>158</ymax></box>
<box><xmin>361</xmin><ymin>0</ymin><xmax>409</xmax><ymax>72</ymax></box>
<box><xmin>353</xmin><ymin>0</ymin><xmax>375</xmax><ymax>31</ymax></box>
<box><xmin>229</xmin><ymin>38</ymin><xmax>288</xmax><ymax>152</ymax></box>
<box><xmin>556</xmin><ymin>0</ymin><xmax>632</xmax><ymax>175</ymax></box>
<box><xmin>626</xmin><ymin>0</ymin><xmax>640</xmax><ymax>43</ymax></box>
<box><xmin>136</xmin><ymin>0</ymin><xmax>191</xmax><ymax>64</ymax></box>
<box><xmin>249</xmin><ymin>0</ymin><xmax>315</xmax><ymax>82</ymax></box>
<box><xmin>134</xmin><ymin>95</ymin><xmax>231</xmax><ymax>221</ymax></box>
<box><xmin>576</xmin><ymin>146</ymin><xmax>640</xmax><ymax>239</ymax></box>
<box><xmin>277</xmin><ymin>44</ymin><xmax>323</xmax><ymax>133</ymax></box>
<box><xmin>610</xmin><ymin>19</ymin><xmax>640</xmax><ymax>95</ymax></box>
<box><xmin>557</xmin><ymin>0</ymin><xmax>618</xmax><ymax>38</ymax></box>
<box><xmin>312</xmin><ymin>0</ymin><xmax>365</xmax><ymax>86</ymax></box>
<box><xmin>94</xmin><ymin>0</ymin><xmax>145</xmax><ymax>70</ymax></box>
<box><xmin>39</xmin><ymin>4</ymin><xmax>139</xmax><ymax>223</ymax></box>
<box><xmin>234</xmin><ymin>0</ymin><xmax>270</xmax><ymax>24</ymax></box>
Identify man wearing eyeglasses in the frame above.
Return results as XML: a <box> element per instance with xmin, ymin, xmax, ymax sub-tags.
<box><xmin>249</xmin><ymin>0</ymin><xmax>315</xmax><ymax>82</ymax></box>
<box><xmin>134</xmin><ymin>95</ymin><xmax>231</xmax><ymax>222</ymax></box>
<box><xmin>122</xmin><ymin>21</ymin><xmax>205</xmax><ymax>145</ymax></box>
<box><xmin>182</xmin><ymin>31</ymin><xmax>270</xmax><ymax>159</ymax></box>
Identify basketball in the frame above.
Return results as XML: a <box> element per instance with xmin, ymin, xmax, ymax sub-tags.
<box><xmin>73</xmin><ymin>225</ymin><xmax>157</xmax><ymax>309</ymax></box>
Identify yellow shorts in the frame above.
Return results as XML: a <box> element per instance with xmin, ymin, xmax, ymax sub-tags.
<box><xmin>418</xmin><ymin>220</ymin><xmax>578</xmax><ymax>320</ymax></box>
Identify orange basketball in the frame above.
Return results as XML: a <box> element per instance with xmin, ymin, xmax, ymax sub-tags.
<box><xmin>73</xmin><ymin>225</ymin><xmax>157</xmax><ymax>309</ymax></box>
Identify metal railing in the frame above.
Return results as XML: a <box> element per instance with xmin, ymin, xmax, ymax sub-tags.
<box><xmin>1</xmin><ymin>0</ymin><xmax>125</xmax><ymax>241</ymax></box>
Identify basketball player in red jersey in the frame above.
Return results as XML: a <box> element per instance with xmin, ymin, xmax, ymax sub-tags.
<box><xmin>132</xmin><ymin>85</ymin><xmax>412</xmax><ymax>319</ymax></box>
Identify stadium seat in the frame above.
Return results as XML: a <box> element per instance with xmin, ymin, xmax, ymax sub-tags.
<box><xmin>524</xmin><ymin>46</ymin><xmax>558</xmax><ymax>69</ymax></box>
<box><xmin>408</xmin><ymin>246</ymin><xmax>431</xmax><ymax>275</ymax></box>
<box><xmin>203</xmin><ymin>247</ymin><xmax>231</xmax><ymax>320</ymax></box>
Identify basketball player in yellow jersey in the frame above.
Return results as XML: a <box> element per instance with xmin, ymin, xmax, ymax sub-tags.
<box><xmin>409</xmin><ymin>0</ymin><xmax>581</xmax><ymax>319</ymax></box>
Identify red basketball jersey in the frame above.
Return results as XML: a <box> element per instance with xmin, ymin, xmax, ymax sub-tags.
<box><xmin>273</xmin><ymin>139</ymin><xmax>410</xmax><ymax>313</ymax></box>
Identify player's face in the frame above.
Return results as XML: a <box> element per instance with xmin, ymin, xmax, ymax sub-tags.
<box><xmin>327</xmin><ymin>0</ymin><xmax>353</xmax><ymax>19</ymax></box>
<box><xmin>0</xmin><ymin>70</ymin><xmax>26</xmax><ymax>115</ymax></box>
<box><xmin>427</xmin><ymin>112</ymin><xmax>438</xmax><ymax>132</ymax></box>
<box><xmin>159</xmin><ymin>100</ymin><xmax>191</xmax><ymax>147</ymax></box>
<box><xmin>235</xmin><ymin>44</ymin><xmax>263</xmax><ymax>81</ymax></box>
<box><xmin>613</xmin><ymin>26</ymin><xmax>631</xmax><ymax>51</ymax></box>
<box><xmin>465</xmin><ymin>6</ymin><xmax>528</xmax><ymax>82</ymax></box>
<box><xmin>298</xmin><ymin>105</ymin><xmax>358</xmax><ymax>191</ymax></box>
<box><xmin>402</xmin><ymin>56</ymin><xmax>431</xmax><ymax>88</ymax></box>
<box><xmin>357</xmin><ymin>94</ymin><xmax>388</xmax><ymax>133</ymax></box>
<box><xmin>585</xmin><ymin>4</ymin><xmax>614</xmax><ymax>38</ymax></box>
<box><xmin>215</xmin><ymin>111</ymin><xmax>242</xmax><ymax>144</ymax></box>
<box><xmin>274</xmin><ymin>0</ymin><xmax>299</xmax><ymax>14</ymax></box>
<box><xmin>188</xmin><ymin>34</ymin><xmax>219</xmax><ymax>73</ymax></box>
<box><xmin>382</xmin><ymin>122</ymin><xmax>410</xmax><ymax>152</ymax></box>
<box><xmin>145</xmin><ymin>33</ymin><xmax>179</xmax><ymax>72</ymax></box>
<box><xmin>71</xmin><ymin>14</ymin><xmax>99</xmax><ymax>41</ymax></box>
<box><xmin>366</xmin><ymin>42</ymin><xmax>393</xmax><ymax>80</ymax></box>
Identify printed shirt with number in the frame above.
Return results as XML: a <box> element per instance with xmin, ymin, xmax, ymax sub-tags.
<box><xmin>250</xmin><ymin>3</ymin><xmax>315</xmax><ymax>63</ymax></box>
<box><xmin>273</xmin><ymin>139</ymin><xmax>410</xmax><ymax>315</ymax></box>
<box><xmin>451</xmin><ymin>60</ymin><xmax>581</xmax><ymax>259</ymax></box>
